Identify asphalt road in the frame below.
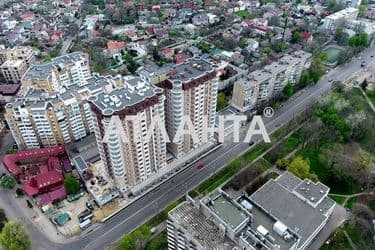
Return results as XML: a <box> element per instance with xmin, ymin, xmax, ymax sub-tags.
<box><xmin>1</xmin><ymin>45</ymin><xmax>375</xmax><ymax>250</ymax></box>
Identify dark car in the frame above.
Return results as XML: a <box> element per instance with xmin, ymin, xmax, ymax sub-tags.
<box><xmin>249</xmin><ymin>141</ymin><xmax>255</xmax><ymax>146</ymax></box>
<box><xmin>86</xmin><ymin>202</ymin><xmax>94</xmax><ymax>211</ymax></box>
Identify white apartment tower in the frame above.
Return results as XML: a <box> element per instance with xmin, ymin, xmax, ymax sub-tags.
<box><xmin>5</xmin><ymin>75</ymin><xmax>116</xmax><ymax>149</ymax></box>
<box><xmin>157</xmin><ymin>58</ymin><xmax>218</xmax><ymax>158</ymax></box>
<box><xmin>88</xmin><ymin>76</ymin><xmax>167</xmax><ymax>191</ymax></box>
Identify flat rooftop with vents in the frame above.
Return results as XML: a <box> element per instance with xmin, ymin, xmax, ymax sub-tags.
<box><xmin>204</xmin><ymin>191</ymin><xmax>249</xmax><ymax>232</ymax></box>
<box><xmin>167</xmin><ymin>58</ymin><xmax>215</xmax><ymax>84</ymax></box>
<box><xmin>88</xmin><ymin>76</ymin><xmax>163</xmax><ymax>116</ymax></box>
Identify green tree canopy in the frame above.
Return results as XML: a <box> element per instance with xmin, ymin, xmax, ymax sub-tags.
<box><xmin>0</xmin><ymin>175</ymin><xmax>16</xmax><ymax>189</ymax></box>
<box><xmin>334</xmin><ymin>28</ymin><xmax>349</xmax><ymax>45</ymax></box>
<box><xmin>291</xmin><ymin>31</ymin><xmax>303</xmax><ymax>43</ymax></box>
<box><xmin>216</xmin><ymin>92</ymin><xmax>228</xmax><ymax>111</ymax></box>
<box><xmin>63</xmin><ymin>174</ymin><xmax>80</xmax><ymax>194</ymax></box>
<box><xmin>0</xmin><ymin>209</ymin><xmax>7</xmax><ymax>231</ymax></box>
<box><xmin>282</xmin><ymin>82</ymin><xmax>294</xmax><ymax>99</ymax></box>
<box><xmin>0</xmin><ymin>221</ymin><xmax>31</xmax><ymax>250</ymax></box>
<box><xmin>348</xmin><ymin>33</ymin><xmax>369</xmax><ymax>47</ymax></box>
<box><xmin>287</xmin><ymin>156</ymin><xmax>318</xmax><ymax>181</ymax></box>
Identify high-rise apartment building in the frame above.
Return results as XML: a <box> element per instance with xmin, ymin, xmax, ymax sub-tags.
<box><xmin>5</xmin><ymin>52</ymin><xmax>95</xmax><ymax>149</ymax></box>
<box><xmin>0</xmin><ymin>45</ymin><xmax>35</xmax><ymax>66</ymax></box>
<box><xmin>21</xmin><ymin>52</ymin><xmax>90</xmax><ymax>93</ymax></box>
<box><xmin>0</xmin><ymin>45</ymin><xmax>35</xmax><ymax>83</ymax></box>
<box><xmin>88</xmin><ymin>76</ymin><xmax>167</xmax><ymax>191</ymax></box>
<box><xmin>5</xmin><ymin>75</ymin><xmax>116</xmax><ymax>149</ymax></box>
<box><xmin>155</xmin><ymin>58</ymin><xmax>218</xmax><ymax>158</ymax></box>
<box><xmin>0</xmin><ymin>59</ymin><xmax>28</xmax><ymax>83</ymax></box>
<box><xmin>232</xmin><ymin>50</ymin><xmax>311</xmax><ymax>112</ymax></box>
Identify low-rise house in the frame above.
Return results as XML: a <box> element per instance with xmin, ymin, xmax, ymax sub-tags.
<box><xmin>231</xmin><ymin>51</ymin><xmax>245</xmax><ymax>65</ymax></box>
<box><xmin>192</xmin><ymin>13</ymin><xmax>209</xmax><ymax>26</ymax></box>
<box><xmin>161</xmin><ymin>47</ymin><xmax>174</xmax><ymax>59</ymax></box>
<box><xmin>107</xmin><ymin>40</ymin><xmax>126</xmax><ymax>57</ymax></box>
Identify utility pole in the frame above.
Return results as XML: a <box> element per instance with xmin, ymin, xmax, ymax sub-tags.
<box><xmin>282</xmin><ymin>11</ymin><xmax>289</xmax><ymax>42</ymax></box>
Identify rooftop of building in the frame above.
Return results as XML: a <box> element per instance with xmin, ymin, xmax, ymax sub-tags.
<box><xmin>249</xmin><ymin>172</ymin><xmax>335</xmax><ymax>249</ymax></box>
<box><xmin>21</xmin><ymin>51</ymin><xmax>87</xmax><ymax>82</ymax></box>
<box><xmin>326</xmin><ymin>7</ymin><xmax>358</xmax><ymax>19</ymax></box>
<box><xmin>169</xmin><ymin>201</ymin><xmax>237</xmax><ymax>249</ymax></box>
<box><xmin>238</xmin><ymin>196</ymin><xmax>299</xmax><ymax>250</ymax></box>
<box><xmin>0</xmin><ymin>83</ymin><xmax>20</xmax><ymax>95</ymax></box>
<box><xmin>204</xmin><ymin>191</ymin><xmax>249</xmax><ymax>231</ymax></box>
<box><xmin>237</xmin><ymin>50</ymin><xmax>311</xmax><ymax>88</ymax></box>
<box><xmin>1</xmin><ymin>58</ymin><xmax>25</xmax><ymax>67</ymax></box>
<box><xmin>167</xmin><ymin>57</ymin><xmax>215</xmax><ymax>84</ymax></box>
<box><xmin>88</xmin><ymin>76</ymin><xmax>163</xmax><ymax>116</ymax></box>
<box><xmin>6</xmin><ymin>75</ymin><xmax>115</xmax><ymax>110</ymax></box>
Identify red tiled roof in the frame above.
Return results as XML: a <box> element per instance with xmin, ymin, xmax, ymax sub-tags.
<box><xmin>301</xmin><ymin>31</ymin><xmax>312</xmax><ymax>41</ymax></box>
<box><xmin>254</xmin><ymin>26</ymin><xmax>271</xmax><ymax>32</ymax></box>
<box><xmin>175</xmin><ymin>53</ymin><xmax>189</xmax><ymax>64</ymax></box>
<box><xmin>162</xmin><ymin>47</ymin><xmax>173</xmax><ymax>56</ymax></box>
<box><xmin>2</xmin><ymin>146</ymin><xmax>65</xmax><ymax>178</ymax></box>
<box><xmin>107</xmin><ymin>40</ymin><xmax>125</xmax><ymax>50</ymax></box>
<box><xmin>127</xmin><ymin>30</ymin><xmax>137</xmax><ymax>37</ymax></box>
<box><xmin>37</xmin><ymin>186</ymin><xmax>67</xmax><ymax>206</ymax></box>
<box><xmin>243</xmin><ymin>19</ymin><xmax>253</xmax><ymax>26</ymax></box>
<box><xmin>22</xmin><ymin>170</ymin><xmax>64</xmax><ymax>196</ymax></box>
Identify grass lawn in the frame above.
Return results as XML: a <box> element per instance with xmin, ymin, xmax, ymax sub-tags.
<box><xmin>328</xmin><ymin>195</ymin><xmax>346</xmax><ymax>205</ymax></box>
<box><xmin>264</xmin><ymin>129</ymin><xmax>303</xmax><ymax>164</ymax></box>
<box><xmin>116</xmin><ymin>198</ymin><xmax>183</xmax><ymax>249</ymax></box>
<box><xmin>343</xmin><ymin>221</ymin><xmax>375</xmax><ymax>249</ymax></box>
<box><xmin>345</xmin><ymin>197</ymin><xmax>357</xmax><ymax>210</ymax></box>
<box><xmin>321</xmin><ymin>221</ymin><xmax>375</xmax><ymax>250</ymax></box>
<box><xmin>320</xmin><ymin>227</ymin><xmax>350</xmax><ymax>250</ymax></box>
<box><xmin>234</xmin><ymin>9</ymin><xmax>252</xmax><ymax>19</ymax></box>
<box><xmin>366</xmin><ymin>88</ymin><xmax>375</xmax><ymax>105</ymax></box>
<box><xmin>368</xmin><ymin>199</ymin><xmax>375</xmax><ymax>213</ymax></box>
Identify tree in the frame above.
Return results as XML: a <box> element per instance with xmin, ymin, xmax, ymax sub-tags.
<box><xmin>308</xmin><ymin>51</ymin><xmax>329</xmax><ymax>83</ymax></box>
<box><xmin>0</xmin><ymin>209</ymin><xmax>7</xmax><ymax>231</ymax></box>
<box><xmin>216</xmin><ymin>92</ymin><xmax>228</xmax><ymax>111</ymax></box>
<box><xmin>282</xmin><ymin>82</ymin><xmax>294</xmax><ymax>99</ymax></box>
<box><xmin>118</xmin><ymin>234</ymin><xmax>136</xmax><ymax>250</ymax></box>
<box><xmin>275</xmin><ymin>158</ymin><xmax>289</xmax><ymax>170</ymax></box>
<box><xmin>0</xmin><ymin>175</ymin><xmax>16</xmax><ymax>189</ymax></box>
<box><xmin>287</xmin><ymin>156</ymin><xmax>318</xmax><ymax>181</ymax></box>
<box><xmin>271</xmin><ymin>41</ymin><xmax>287</xmax><ymax>53</ymax></box>
<box><xmin>0</xmin><ymin>221</ymin><xmax>31</xmax><ymax>250</ymax></box>
<box><xmin>354</xmin><ymin>150</ymin><xmax>374</xmax><ymax>174</ymax></box>
<box><xmin>263</xmin><ymin>46</ymin><xmax>272</xmax><ymax>55</ymax></box>
<box><xmin>315</xmin><ymin>105</ymin><xmax>351</xmax><ymax>141</ymax></box>
<box><xmin>123</xmin><ymin>53</ymin><xmax>139</xmax><ymax>74</ymax></box>
<box><xmin>291</xmin><ymin>31</ymin><xmax>303</xmax><ymax>43</ymax></box>
<box><xmin>359</xmin><ymin>4</ymin><xmax>367</xmax><ymax>17</ymax></box>
<box><xmin>63</xmin><ymin>174</ymin><xmax>80</xmax><ymax>194</ymax></box>
<box><xmin>348</xmin><ymin>33</ymin><xmax>369</xmax><ymax>48</ymax></box>
<box><xmin>334</xmin><ymin>28</ymin><xmax>349</xmax><ymax>45</ymax></box>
